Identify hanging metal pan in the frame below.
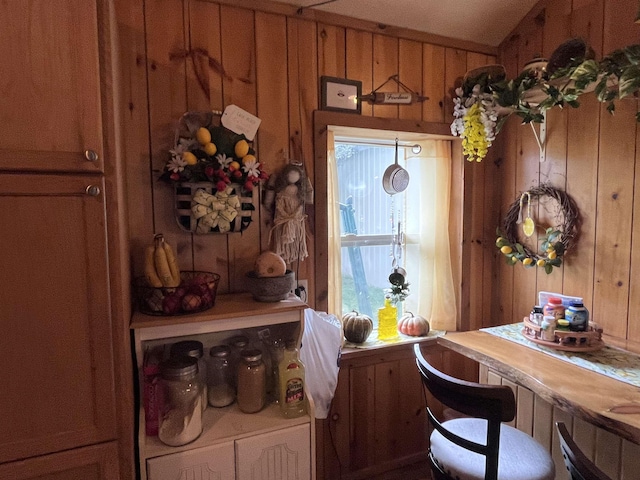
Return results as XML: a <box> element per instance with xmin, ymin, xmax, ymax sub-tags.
<box><xmin>382</xmin><ymin>139</ymin><xmax>410</xmax><ymax>195</ymax></box>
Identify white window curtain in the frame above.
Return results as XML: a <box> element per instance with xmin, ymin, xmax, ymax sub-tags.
<box><xmin>326</xmin><ymin>135</ymin><xmax>457</xmax><ymax>332</ymax></box>
<box><xmin>403</xmin><ymin>140</ymin><xmax>457</xmax><ymax>331</ymax></box>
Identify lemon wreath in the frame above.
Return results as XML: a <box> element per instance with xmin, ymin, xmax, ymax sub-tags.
<box><xmin>495</xmin><ymin>185</ymin><xmax>580</xmax><ymax>274</ymax></box>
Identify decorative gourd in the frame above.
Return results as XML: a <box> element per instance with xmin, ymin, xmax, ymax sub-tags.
<box><xmin>398</xmin><ymin>312</ymin><xmax>430</xmax><ymax>337</ymax></box>
<box><xmin>342</xmin><ymin>310</ymin><xmax>373</xmax><ymax>344</ymax></box>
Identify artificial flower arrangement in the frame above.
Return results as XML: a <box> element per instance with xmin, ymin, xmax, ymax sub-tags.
<box><xmin>451</xmin><ymin>39</ymin><xmax>640</xmax><ymax>162</ymax></box>
<box><xmin>160</xmin><ymin>111</ymin><xmax>269</xmax><ymax>234</ymax></box>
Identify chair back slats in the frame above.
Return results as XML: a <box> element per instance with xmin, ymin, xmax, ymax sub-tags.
<box><xmin>556</xmin><ymin>422</ymin><xmax>612</xmax><ymax>480</ymax></box>
<box><xmin>414</xmin><ymin>343</ymin><xmax>515</xmax><ymax>480</ymax></box>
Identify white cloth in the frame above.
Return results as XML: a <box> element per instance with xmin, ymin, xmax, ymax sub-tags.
<box><xmin>430</xmin><ymin>418</ymin><xmax>555</xmax><ymax>480</ymax></box>
<box><xmin>300</xmin><ymin>308</ymin><xmax>342</xmax><ymax>418</ymax></box>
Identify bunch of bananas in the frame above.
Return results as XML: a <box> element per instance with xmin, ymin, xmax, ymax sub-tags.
<box><xmin>145</xmin><ymin>234</ymin><xmax>181</xmax><ymax>288</ymax></box>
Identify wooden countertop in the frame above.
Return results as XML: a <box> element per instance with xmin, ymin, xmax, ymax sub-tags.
<box><xmin>438</xmin><ymin>330</ymin><xmax>640</xmax><ymax>444</ymax></box>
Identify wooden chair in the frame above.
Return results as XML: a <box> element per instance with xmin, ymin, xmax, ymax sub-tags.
<box><xmin>555</xmin><ymin>422</ymin><xmax>612</xmax><ymax>480</ymax></box>
<box><xmin>414</xmin><ymin>343</ymin><xmax>555</xmax><ymax>480</ymax></box>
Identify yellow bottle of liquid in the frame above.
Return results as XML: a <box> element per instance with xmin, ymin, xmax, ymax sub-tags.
<box><xmin>278</xmin><ymin>341</ymin><xmax>308</xmax><ymax>418</ymax></box>
<box><xmin>377</xmin><ymin>298</ymin><xmax>399</xmax><ymax>340</ymax></box>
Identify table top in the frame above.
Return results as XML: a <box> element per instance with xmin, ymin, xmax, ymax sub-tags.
<box><xmin>438</xmin><ymin>330</ymin><xmax>640</xmax><ymax>444</ymax></box>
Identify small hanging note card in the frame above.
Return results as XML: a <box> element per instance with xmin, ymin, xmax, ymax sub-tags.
<box><xmin>221</xmin><ymin>105</ymin><xmax>261</xmax><ymax>140</ymax></box>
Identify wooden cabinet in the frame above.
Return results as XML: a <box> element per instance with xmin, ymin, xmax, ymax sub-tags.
<box><xmin>0</xmin><ymin>442</ymin><xmax>120</xmax><ymax>480</ymax></box>
<box><xmin>0</xmin><ymin>0</ymin><xmax>106</xmax><ymax>174</ymax></box>
<box><xmin>146</xmin><ymin>424</ymin><xmax>311</xmax><ymax>480</ymax></box>
<box><xmin>132</xmin><ymin>294</ymin><xmax>315</xmax><ymax>480</ymax></box>
<box><xmin>0</xmin><ymin>174</ymin><xmax>116</xmax><ymax>464</ymax></box>
<box><xmin>0</xmin><ymin>0</ymin><xmax>131</xmax><ymax>478</ymax></box>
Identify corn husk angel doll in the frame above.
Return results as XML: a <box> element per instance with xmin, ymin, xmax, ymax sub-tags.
<box><xmin>265</xmin><ymin>164</ymin><xmax>311</xmax><ymax>263</ymax></box>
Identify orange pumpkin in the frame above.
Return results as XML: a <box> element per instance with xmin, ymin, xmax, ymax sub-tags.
<box><xmin>398</xmin><ymin>312</ymin><xmax>430</xmax><ymax>337</ymax></box>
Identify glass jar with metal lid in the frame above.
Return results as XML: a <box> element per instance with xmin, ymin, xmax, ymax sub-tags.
<box><xmin>158</xmin><ymin>356</ymin><xmax>203</xmax><ymax>446</ymax></box>
<box><xmin>208</xmin><ymin>345</ymin><xmax>235</xmax><ymax>407</ymax></box>
<box><xmin>170</xmin><ymin>340</ymin><xmax>208</xmax><ymax>412</ymax></box>
<box><xmin>236</xmin><ymin>349</ymin><xmax>266</xmax><ymax>414</ymax></box>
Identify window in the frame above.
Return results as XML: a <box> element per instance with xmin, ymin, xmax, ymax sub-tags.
<box><xmin>327</xmin><ymin>127</ymin><xmax>457</xmax><ymax>332</ymax></box>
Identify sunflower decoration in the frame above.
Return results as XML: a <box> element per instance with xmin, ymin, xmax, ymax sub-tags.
<box><xmin>495</xmin><ymin>185</ymin><xmax>580</xmax><ymax>274</ymax></box>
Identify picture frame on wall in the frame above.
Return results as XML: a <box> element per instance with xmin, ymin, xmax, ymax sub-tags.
<box><xmin>320</xmin><ymin>76</ymin><xmax>362</xmax><ymax>114</ymax></box>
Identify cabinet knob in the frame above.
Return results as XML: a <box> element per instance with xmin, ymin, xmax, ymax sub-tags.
<box><xmin>331</xmin><ymin>413</ymin><xmax>340</xmax><ymax>422</ymax></box>
<box><xmin>85</xmin><ymin>185</ymin><xmax>101</xmax><ymax>197</ymax></box>
<box><xmin>84</xmin><ymin>149</ymin><xmax>99</xmax><ymax>162</ymax></box>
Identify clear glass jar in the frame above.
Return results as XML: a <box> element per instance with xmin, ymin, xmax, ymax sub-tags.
<box><xmin>236</xmin><ymin>349</ymin><xmax>266</xmax><ymax>414</ymax></box>
<box><xmin>158</xmin><ymin>356</ymin><xmax>203</xmax><ymax>447</ymax></box>
<box><xmin>170</xmin><ymin>340</ymin><xmax>207</xmax><ymax>413</ymax></box>
<box><xmin>228</xmin><ymin>334</ymin><xmax>250</xmax><ymax>387</ymax></box>
<box><xmin>208</xmin><ymin>345</ymin><xmax>235</xmax><ymax>407</ymax></box>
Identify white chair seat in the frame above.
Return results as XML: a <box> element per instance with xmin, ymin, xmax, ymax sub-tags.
<box><xmin>430</xmin><ymin>418</ymin><xmax>555</xmax><ymax>480</ymax></box>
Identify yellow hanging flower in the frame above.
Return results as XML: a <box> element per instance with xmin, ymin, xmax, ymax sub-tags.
<box><xmin>461</xmin><ymin>103</ymin><xmax>490</xmax><ymax>162</ymax></box>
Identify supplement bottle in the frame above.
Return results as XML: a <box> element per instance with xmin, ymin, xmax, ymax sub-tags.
<box><xmin>543</xmin><ymin>297</ymin><xmax>565</xmax><ymax>320</ymax></box>
<box><xmin>565</xmin><ymin>302</ymin><xmax>589</xmax><ymax>332</ymax></box>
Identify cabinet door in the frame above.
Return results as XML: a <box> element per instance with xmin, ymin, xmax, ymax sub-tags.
<box><xmin>236</xmin><ymin>424</ymin><xmax>311</xmax><ymax>480</ymax></box>
<box><xmin>0</xmin><ymin>0</ymin><xmax>106</xmax><ymax>173</ymax></box>
<box><xmin>0</xmin><ymin>441</ymin><xmax>120</xmax><ymax>480</ymax></box>
<box><xmin>147</xmin><ymin>441</ymin><xmax>235</xmax><ymax>480</ymax></box>
<box><xmin>0</xmin><ymin>174</ymin><xmax>116</xmax><ymax>463</ymax></box>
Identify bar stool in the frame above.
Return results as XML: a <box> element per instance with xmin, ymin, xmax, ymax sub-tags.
<box><xmin>414</xmin><ymin>343</ymin><xmax>555</xmax><ymax>480</ymax></box>
<box><xmin>556</xmin><ymin>422</ymin><xmax>611</xmax><ymax>480</ymax></box>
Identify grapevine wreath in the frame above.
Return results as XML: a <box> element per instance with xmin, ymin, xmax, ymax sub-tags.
<box><xmin>495</xmin><ymin>185</ymin><xmax>580</xmax><ymax>274</ymax></box>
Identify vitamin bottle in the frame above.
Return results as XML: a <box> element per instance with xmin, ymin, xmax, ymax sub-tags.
<box><xmin>543</xmin><ymin>297</ymin><xmax>565</xmax><ymax>320</ymax></box>
<box><xmin>378</xmin><ymin>298</ymin><xmax>399</xmax><ymax>340</ymax></box>
<box><xmin>278</xmin><ymin>341</ymin><xmax>307</xmax><ymax>419</ymax></box>
<box><xmin>566</xmin><ymin>302</ymin><xmax>589</xmax><ymax>332</ymax></box>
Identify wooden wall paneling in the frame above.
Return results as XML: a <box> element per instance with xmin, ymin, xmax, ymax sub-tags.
<box><xmin>629</xmin><ymin>124</ymin><xmax>640</xmax><ymax>342</ymax></box>
<box><xmin>346</xmin><ymin>29</ymin><xmax>373</xmax><ymax>117</ymax></box>
<box><xmin>398</xmin><ymin>39</ymin><xmax>423</xmax><ymax>121</ymax></box>
<box><xmin>536</xmin><ymin>0</ymin><xmax>571</xmax><ymax>297</ymax></box>
<box><xmin>186</xmin><ymin>1</ymin><xmax>231</xmax><ymax>281</ymax></box>
<box><xmin>602</xmin><ymin>0</ymin><xmax>640</xmax><ymax>52</ymax></box>
<box><xmin>495</xmin><ymin>37</ymin><xmax>519</xmax><ymax>327</ymax></box>
<box><xmin>374</xmin><ymin>360</ymin><xmax>400</xmax><ymax>464</ymax></box>
<box><xmin>594</xmin><ymin>428</ymin><xmax>622</xmax><ymax>478</ymax></box>
<box><xmin>562</xmin><ymin>3</ymin><xmax>604</xmax><ymax>309</ymax></box>
<box><xmin>443</xmin><ymin>48</ymin><xmax>467</xmax><ymax>121</ymax></box>
<box><xmin>464</xmin><ymin>53</ymin><xmax>492</xmax><ymax>331</ymax></box>
<box><xmin>592</xmin><ymin>100</ymin><xmax>636</xmax><ymax>338</ymax></box>
<box><xmin>372</xmin><ymin>34</ymin><xmax>399</xmax><ymax>119</ymax></box>
<box><xmin>621</xmin><ymin>438</ymin><xmax>640</xmax><ymax>479</ymax></box>
<box><xmin>115</xmin><ymin>0</ymin><xmax>153</xmax><ymax>278</ymax></box>
<box><xmin>255</xmin><ymin>10</ymin><xmax>289</xmax><ymax>251</ymax></box>
<box><xmin>317</xmin><ymin>24</ymin><xmax>346</xmax><ymax>78</ymax></box>
<box><xmin>321</xmin><ymin>364</ymin><xmax>350</xmax><ymax>479</ymax></box>
<box><xmin>551</xmin><ymin>407</ymin><xmax>574</xmax><ymax>480</ymax></box>
<box><xmin>350</xmin><ymin>364</ymin><xmax>376</xmax><ymax>471</ymax></box>
<box><xmin>145</xmin><ymin>0</ymin><xmax>191</xmax><ymax>271</ymax></box>
<box><xmin>516</xmin><ymin>385</ymin><xmax>534</xmax><ymax>436</ymax></box>
<box><xmin>449</xmin><ymin>141</ymin><xmax>467</xmax><ymax>330</ymax></box>
<box><xmin>512</xmin><ymin>24</ymin><xmax>543</xmax><ymax>320</ymax></box>
<box><xmin>286</xmin><ymin>18</ymin><xmax>318</xmax><ymax>295</ymax></box>
<box><xmin>395</xmin><ymin>356</ymin><xmax>428</xmax><ymax>458</ymax></box>
<box><xmin>422</xmin><ymin>44</ymin><xmax>446</xmax><ymax>123</ymax></box>
<box><xmin>541</xmin><ymin>0</ymin><xmax>572</xmax><ymax>57</ymax></box>
<box><xmin>532</xmin><ymin>394</ymin><xmax>554</xmax><ymax>450</ymax></box>
<box><xmin>483</xmin><ymin>137</ymin><xmax>502</xmax><ymax>328</ymax></box>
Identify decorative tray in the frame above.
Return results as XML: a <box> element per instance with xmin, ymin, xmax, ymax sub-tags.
<box><xmin>522</xmin><ymin>317</ymin><xmax>605</xmax><ymax>352</ymax></box>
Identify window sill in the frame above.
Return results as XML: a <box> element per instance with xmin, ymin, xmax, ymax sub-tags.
<box><xmin>340</xmin><ymin>330</ymin><xmax>445</xmax><ymax>359</ymax></box>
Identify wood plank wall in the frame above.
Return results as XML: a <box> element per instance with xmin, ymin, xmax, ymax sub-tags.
<box><xmin>494</xmin><ymin>0</ymin><xmax>640</xmax><ymax>342</ymax></box>
<box><xmin>115</xmin><ymin>0</ymin><xmax>497</xmax><ymax>324</ymax></box>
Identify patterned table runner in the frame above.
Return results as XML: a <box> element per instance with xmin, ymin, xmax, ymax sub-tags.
<box><xmin>481</xmin><ymin>323</ymin><xmax>640</xmax><ymax>388</ymax></box>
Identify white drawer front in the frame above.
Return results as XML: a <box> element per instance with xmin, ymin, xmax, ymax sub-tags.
<box><xmin>147</xmin><ymin>441</ymin><xmax>235</xmax><ymax>480</ymax></box>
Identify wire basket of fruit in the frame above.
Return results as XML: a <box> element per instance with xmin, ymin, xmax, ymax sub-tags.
<box><xmin>133</xmin><ymin>233</ymin><xmax>220</xmax><ymax>315</ymax></box>
<box><xmin>134</xmin><ymin>271</ymin><xmax>220</xmax><ymax>316</ymax></box>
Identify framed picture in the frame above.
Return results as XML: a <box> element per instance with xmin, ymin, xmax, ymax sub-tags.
<box><xmin>320</xmin><ymin>76</ymin><xmax>362</xmax><ymax>114</ymax></box>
